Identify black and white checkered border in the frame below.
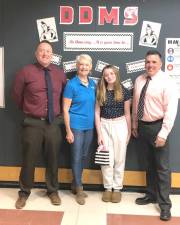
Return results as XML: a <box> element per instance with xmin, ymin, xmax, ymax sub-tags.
<box><xmin>95</xmin><ymin>60</ymin><xmax>119</xmax><ymax>72</ymax></box>
<box><xmin>51</xmin><ymin>54</ymin><xmax>62</xmax><ymax>65</ymax></box>
<box><xmin>63</xmin><ymin>60</ymin><xmax>77</xmax><ymax>73</ymax></box>
<box><xmin>126</xmin><ymin>59</ymin><xmax>145</xmax><ymax>73</ymax></box>
<box><xmin>95</xmin><ymin>60</ymin><xmax>109</xmax><ymax>72</ymax></box>
<box><xmin>63</xmin><ymin>32</ymin><xmax>133</xmax><ymax>52</ymax></box>
<box><xmin>122</xmin><ymin>78</ymin><xmax>133</xmax><ymax>90</ymax></box>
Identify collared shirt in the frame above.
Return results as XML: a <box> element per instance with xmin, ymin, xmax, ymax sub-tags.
<box><xmin>63</xmin><ymin>75</ymin><xmax>96</xmax><ymax>130</ymax></box>
<box><xmin>12</xmin><ymin>63</ymin><xmax>66</xmax><ymax>118</ymax></box>
<box><xmin>132</xmin><ymin>70</ymin><xmax>178</xmax><ymax>139</ymax></box>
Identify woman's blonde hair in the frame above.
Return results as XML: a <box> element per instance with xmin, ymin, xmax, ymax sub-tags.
<box><xmin>96</xmin><ymin>65</ymin><xmax>123</xmax><ymax>106</ymax></box>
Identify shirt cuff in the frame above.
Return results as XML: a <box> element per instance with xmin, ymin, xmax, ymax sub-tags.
<box><xmin>157</xmin><ymin>129</ymin><xmax>168</xmax><ymax>140</ymax></box>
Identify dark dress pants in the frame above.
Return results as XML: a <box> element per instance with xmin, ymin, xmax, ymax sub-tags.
<box><xmin>18</xmin><ymin>117</ymin><xmax>62</xmax><ymax>197</ymax></box>
<box><xmin>138</xmin><ymin>120</ymin><xmax>172</xmax><ymax>211</ymax></box>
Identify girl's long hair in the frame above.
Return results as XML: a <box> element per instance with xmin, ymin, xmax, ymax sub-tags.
<box><xmin>96</xmin><ymin>65</ymin><xmax>123</xmax><ymax>106</ymax></box>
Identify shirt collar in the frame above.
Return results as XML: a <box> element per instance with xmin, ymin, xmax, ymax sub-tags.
<box><xmin>145</xmin><ymin>69</ymin><xmax>162</xmax><ymax>80</ymax></box>
<box><xmin>76</xmin><ymin>75</ymin><xmax>91</xmax><ymax>86</ymax></box>
<box><xmin>35</xmin><ymin>62</ymin><xmax>53</xmax><ymax>71</ymax></box>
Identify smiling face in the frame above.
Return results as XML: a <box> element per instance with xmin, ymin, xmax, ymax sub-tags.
<box><xmin>103</xmin><ymin>68</ymin><xmax>117</xmax><ymax>85</ymax></box>
<box><xmin>145</xmin><ymin>54</ymin><xmax>162</xmax><ymax>77</ymax></box>
<box><xmin>77</xmin><ymin>58</ymin><xmax>92</xmax><ymax>77</ymax></box>
<box><xmin>35</xmin><ymin>42</ymin><xmax>53</xmax><ymax>67</ymax></box>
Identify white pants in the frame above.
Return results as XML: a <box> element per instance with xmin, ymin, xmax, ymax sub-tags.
<box><xmin>100</xmin><ymin>116</ymin><xmax>128</xmax><ymax>190</ymax></box>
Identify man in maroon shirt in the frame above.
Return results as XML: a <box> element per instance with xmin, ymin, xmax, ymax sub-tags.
<box><xmin>12</xmin><ymin>40</ymin><xmax>66</xmax><ymax>209</ymax></box>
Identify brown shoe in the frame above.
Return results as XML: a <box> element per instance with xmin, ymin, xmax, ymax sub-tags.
<box><xmin>75</xmin><ymin>187</ymin><xmax>85</xmax><ymax>205</ymax></box>
<box><xmin>111</xmin><ymin>191</ymin><xmax>121</xmax><ymax>203</ymax></box>
<box><xmin>48</xmin><ymin>192</ymin><xmax>61</xmax><ymax>205</ymax></box>
<box><xmin>102</xmin><ymin>190</ymin><xmax>112</xmax><ymax>202</ymax></box>
<box><xmin>71</xmin><ymin>185</ymin><xmax>88</xmax><ymax>198</ymax></box>
<box><xmin>15</xmin><ymin>196</ymin><xmax>28</xmax><ymax>209</ymax></box>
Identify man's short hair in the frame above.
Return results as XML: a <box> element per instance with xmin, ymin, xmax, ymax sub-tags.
<box><xmin>38</xmin><ymin>40</ymin><xmax>52</xmax><ymax>48</ymax></box>
<box><xmin>146</xmin><ymin>50</ymin><xmax>162</xmax><ymax>59</ymax></box>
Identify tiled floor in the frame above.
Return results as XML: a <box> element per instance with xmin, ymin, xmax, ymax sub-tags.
<box><xmin>0</xmin><ymin>209</ymin><xmax>63</xmax><ymax>225</ymax></box>
<box><xmin>0</xmin><ymin>188</ymin><xmax>180</xmax><ymax>225</ymax></box>
<box><xmin>107</xmin><ymin>214</ymin><xmax>180</xmax><ymax>225</ymax></box>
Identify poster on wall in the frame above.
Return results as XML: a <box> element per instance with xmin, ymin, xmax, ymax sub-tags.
<box><xmin>165</xmin><ymin>38</ymin><xmax>180</xmax><ymax>98</ymax></box>
<box><xmin>63</xmin><ymin>32</ymin><xmax>133</xmax><ymax>52</ymax></box>
<box><xmin>139</xmin><ymin>21</ymin><xmax>161</xmax><ymax>48</ymax></box>
<box><xmin>36</xmin><ymin>17</ymin><xmax>58</xmax><ymax>42</ymax></box>
<box><xmin>173</xmin><ymin>76</ymin><xmax>180</xmax><ymax>98</ymax></box>
<box><xmin>126</xmin><ymin>59</ymin><xmax>145</xmax><ymax>74</ymax></box>
<box><xmin>0</xmin><ymin>47</ymin><xmax>5</xmax><ymax>108</ymax></box>
<box><xmin>165</xmin><ymin>38</ymin><xmax>180</xmax><ymax>75</ymax></box>
<box><xmin>95</xmin><ymin>60</ymin><xmax>119</xmax><ymax>72</ymax></box>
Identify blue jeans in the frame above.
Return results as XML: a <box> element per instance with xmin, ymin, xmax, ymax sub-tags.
<box><xmin>71</xmin><ymin>129</ymin><xmax>94</xmax><ymax>187</ymax></box>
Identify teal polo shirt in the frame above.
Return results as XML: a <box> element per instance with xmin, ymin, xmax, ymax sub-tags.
<box><xmin>63</xmin><ymin>75</ymin><xmax>96</xmax><ymax>130</ymax></box>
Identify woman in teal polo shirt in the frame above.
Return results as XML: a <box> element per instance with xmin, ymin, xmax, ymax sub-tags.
<box><xmin>63</xmin><ymin>54</ymin><xmax>96</xmax><ymax>205</ymax></box>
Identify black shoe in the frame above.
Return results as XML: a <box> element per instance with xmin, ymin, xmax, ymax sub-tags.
<box><xmin>160</xmin><ymin>210</ymin><xmax>171</xmax><ymax>221</ymax></box>
<box><xmin>135</xmin><ymin>195</ymin><xmax>156</xmax><ymax>205</ymax></box>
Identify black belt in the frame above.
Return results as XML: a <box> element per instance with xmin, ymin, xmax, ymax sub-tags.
<box><xmin>26</xmin><ymin>115</ymin><xmax>60</xmax><ymax>121</ymax></box>
<box><xmin>27</xmin><ymin>116</ymin><xmax>47</xmax><ymax>121</ymax></box>
<box><xmin>139</xmin><ymin>119</ymin><xmax>163</xmax><ymax>125</ymax></box>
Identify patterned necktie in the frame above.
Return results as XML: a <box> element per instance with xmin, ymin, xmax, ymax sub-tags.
<box><xmin>44</xmin><ymin>68</ymin><xmax>54</xmax><ymax>123</ymax></box>
<box><xmin>137</xmin><ymin>76</ymin><xmax>151</xmax><ymax>120</ymax></box>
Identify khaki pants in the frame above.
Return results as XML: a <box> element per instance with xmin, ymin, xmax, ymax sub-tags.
<box><xmin>100</xmin><ymin>116</ymin><xmax>128</xmax><ymax>190</ymax></box>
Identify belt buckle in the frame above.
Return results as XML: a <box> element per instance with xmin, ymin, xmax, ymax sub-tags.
<box><xmin>40</xmin><ymin>117</ymin><xmax>46</xmax><ymax>121</ymax></box>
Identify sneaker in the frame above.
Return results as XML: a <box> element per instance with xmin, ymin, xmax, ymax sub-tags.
<box><xmin>48</xmin><ymin>192</ymin><xmax>61</xmax><ymax>205</ymax></box>
<box><xmin>15</xmin><ymin>196</ymin><xmax>28</xmax><ymax>209</ymax></box>
<box><xmin>111</xmin><ymin>191</ymin><xmax>121</xmax><ymax>203</ymax></box>
<box><xmin>102</xmin><ymin>190</ymin><xmax>112</xmax><ymax>202</ymax></box>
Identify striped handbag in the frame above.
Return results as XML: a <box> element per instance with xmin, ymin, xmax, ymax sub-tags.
<box><xmin>95</xmin><ymin>145</ymin><xmax>110</xmax><ymax>165</ymax></box>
